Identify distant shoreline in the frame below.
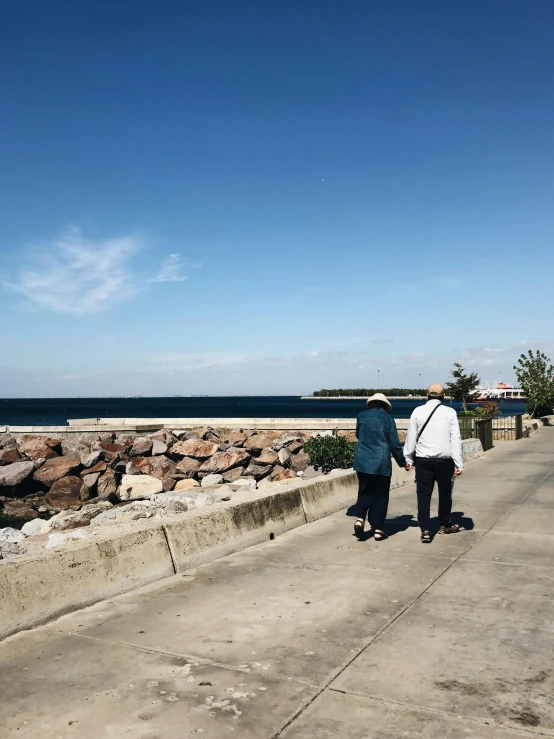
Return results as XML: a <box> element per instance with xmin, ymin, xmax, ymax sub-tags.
<box><xmin>301</xmin><ymin>395</ymin><xmax>431</xmax><ymax>400</ymax></box>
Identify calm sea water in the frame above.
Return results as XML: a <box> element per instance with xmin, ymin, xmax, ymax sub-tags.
<box><xmin>0</xmin><ymin>396</ymin><xmax>526</xmax><ymax>426</ymax></box>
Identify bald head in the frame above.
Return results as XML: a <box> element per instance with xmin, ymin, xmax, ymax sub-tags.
<box><xmin>427</xmin><ymin>383</ymin><xmax>445</xmax><ymax>399</ymax></box>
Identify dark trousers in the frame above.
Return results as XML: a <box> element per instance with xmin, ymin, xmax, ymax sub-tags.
<box><xmin>415</xmin><ymin>458</ymin><xmax>455</xmax><ymax>531</ymax></box>
<box><xmin>354</xmin><ymin>472</ymin><xmax>391</xmax><ymax>530</ymax></box>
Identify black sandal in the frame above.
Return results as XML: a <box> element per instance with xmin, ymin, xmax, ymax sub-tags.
<box><xmin>354</xmin><ymin>519</ymin><xmax>365</xmax><ymax>539</ymax></box>
<box><xmin>373</xmin><ymin>530</ymin><xmax>387</xmax><ymax>541</ymax></box>
<box><xmin>421</xmin><ymin>530</ymin><xmax>432</xmax><ymax>544</ymax></box>
<box><xmin>438</xmin><ymin>524</ymin><xmax>460</xmax><ymax>535</ymax></box>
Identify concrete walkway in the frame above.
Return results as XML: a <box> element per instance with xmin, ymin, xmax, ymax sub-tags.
<box><xmin>1</xmin><ymin>429</ymin><xmax>553</xmax><ymax>738</ymax></box>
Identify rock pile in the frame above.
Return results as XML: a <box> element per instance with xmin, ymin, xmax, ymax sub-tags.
<box><xmin>0</xmin><ymin>427</ymin><xmax>339</xmax><ymax>557</ymax></box>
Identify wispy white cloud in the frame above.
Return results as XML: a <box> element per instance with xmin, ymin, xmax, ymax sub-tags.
<box><xmin>3</xmin><ymin>227</ymin><xmax>194</xmax><ymax>315</ymax></box>
<box><xmin>3</xmin><ymin>227</ymin><xmax>140</xmax><ymax>315</ymax></box>
<box><xmin>152</xmin><ymin>253</ymin><xmax>188</xmax><ymax>283</ymax></box>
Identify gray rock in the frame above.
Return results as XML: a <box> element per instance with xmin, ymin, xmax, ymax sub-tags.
<box><xmin>21</xmin><ymin>518</ymin><xmax>50</xmax><ymax>536</ymax></box>
<box><xmin>119</xmin><ymin>474</ymin><xmax>163</xmax><ymax>501</ymax></box>
<box><xmin>0</xmin><ymin>541</ymin><xmax>24</xmax><ymax>558</ymax></box>
<box><xmin>0</xmin><ymin>461</ymin><xmax>35</xmax><ymax>488</ymax></box>
<box><xmin>48</xmin><ymin>501</ymin><xmax>112</xmax><ymax>531</ymax></box>
<box><xmin>278</xmin><ymin>448</ymin><xmax>293</xmax><ymax>467</ymax></box>
<box><xmin>245</xmin><ymin>462</ymin><xmax>272</xmax><ymax>480</ymax></box>
<box><xmin>201</xmin><ymin>473</ymin><xmax>224</xmax><ymax>487</ymax></box>
<box><xmin>151</xmin><ymin>439</ymin><xmax>168</xmax><ymax>455</ymax></box>
<box><xmin>80</xmin><ymin>450</ymin><xmax>102</xmax><ymax>468</ymax></box>
<box><xmin>272</xmin><ymin>433</ymin><xmax>307</xmax><ymax>451</ymax></box>
<box><xmin>0</xmin><ymin>526</ymin><xmax>26</xmax><ymax>543</ymax></box>
<box><xmin>130</xmin><ymin>437</ymin><xmax>153</xmax><ymax>457</ymax></box>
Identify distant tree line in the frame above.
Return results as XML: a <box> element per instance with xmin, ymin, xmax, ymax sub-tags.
<box><xmin>313</xmin><ymin>388</ymin><xmax>427</xmax><ymax>397</ymax></box>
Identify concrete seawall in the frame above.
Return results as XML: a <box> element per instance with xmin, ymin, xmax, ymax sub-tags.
<box><xmin>0</xmin><ymin>439</ymin><xmax>483</xmax><ymax>640</ymax></box>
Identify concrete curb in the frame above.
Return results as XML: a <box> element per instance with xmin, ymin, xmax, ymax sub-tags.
<box><xmin>0</xmin><ymin>439</ymin><xmax>484</xmax><ymax>641</ymax></box>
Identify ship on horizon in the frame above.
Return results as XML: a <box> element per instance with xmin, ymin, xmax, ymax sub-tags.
<box><xmin>474</xmin><ymin>381</ymin><xmax>526</xmax><ymax>403</ymax></box>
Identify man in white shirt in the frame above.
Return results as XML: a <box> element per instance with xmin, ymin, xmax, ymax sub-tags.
<box><xmin>404</xmin><ymin>384</ymin><xmax>463</xmax><ymax>543</ymax></box>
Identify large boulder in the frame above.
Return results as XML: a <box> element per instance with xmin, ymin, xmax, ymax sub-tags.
<box><xmin>245</xmin><ymin>462</ymin><xmax>272</xmax><ymax>480</ymax></box>
<box><xmin>174</xmin><ymin>478</ymin><xmax>200</xmax><ymax>490</ymax></box>
<box><xmin>119</xmin><ymin>474</ymin><xmax>163</xmax><ymax>501</ymax></box>
<box><xmin>198</xmin><ymin>448</ymin><xmax>251</xmax><ymax>474</ymax></box>
<box><xmin>151</xmin><ymin>439</ymin><xmax>168</xmax><ymax>455</ymax></box>
<box><xmin>0</xmin><ymin>527</ymin><xmax>26</xmax><ymax>543</ymax></box>
<box><xmin>0</xmin><ymin>461</ymin><xmax>35</xmax><ymax>488</ymax></box>
<box><xmin>97</xmin><ymin>470</ymin><xmax>118</xmax><ymax>499</ymax></box>
<box><xmin>45</xmin><ymin>476</ymin><xmax>84</xmax><ymax>509</ymax></box>
<box><xmin>0</xmin><ymin>497</ymin><xmax>38</xmax><ymax>521</ymax></box>
<box><xmin>0</xmin><ymin>447</ymin><xmax>21</xmax><ymax>466</ymax></box>
<box><xmin>244</xmin><ymin>432</ymin><xmax>281</xmax><ymax>452</ymax></box>
<box><xmin>175</xmin><ymin>457</ymin><xmax>201</xmax><ymax>477</ymax></box>
<box><xmin>257</xmin><ymin>448</ymin><xmax>279</xmax><ymax>466</ymax></box>
<box><xmin>291</xmin><ymin>451</ymin><xmax>309</xmax><ymax>472</ymax></box>
<box><xmin>34</xmin><ymin>456</ymin><xmax>81</xmax><ymax>487</ymax></box>
<box><xmin>169</xmin><ymin>439</ymin><xmax>219</xmax><ymax>459</ymax></box>
<box><xmin>80</xmin><ymin>450</ymin><xmax>102</xmax><ymax>468</ymax></box>
<box><xmin>272</xmin><ymin>433</ymin><xmax>307</xmax><ymax>451</ymax></box>
<box><xmin>222</xmin><ymin>467</ymin><xmax>243</xmax><ymax>483</ymax></box>
<box><xmin>130</xmin><ymin>437</ymin><xmax>153</xmax><ymax>457</ymax></box>
<box><xmin>80</xmin><ymin>460</ymin><xmax>107</xmax><ymax>477</ymax></box>
<box><xmin>228</xmin><ymin>430</ymin><xmax>247</xmax><ymax>447</ymax></box>
<box><xmin>48</xmin><ymin>501</ymin><xmax>113</xmax><ymax>531</ymax></box>
<box><xmin>201</xmin><ymin>473</ymin><xmax>223</xmax><ymax>487</ymax></box>
<box><xmin>130</xmin><ymin>455</ymin><xmax>176</xmax><ymax>480</ymax></box>
<box><xmin>21</xmin><ymin>518</ymin><xmax>49</xmax><ymax>536</ymax></box>
<box><xmin>17</xmin><ymin>435</ymin><xmax>60</xmax><ymax>461</ymax></box>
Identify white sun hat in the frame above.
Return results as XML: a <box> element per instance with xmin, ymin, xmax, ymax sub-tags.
<box><xmin>366</xmin><ymin>393</ymin><xmax>392</xmax><ymax>412</ymax></box>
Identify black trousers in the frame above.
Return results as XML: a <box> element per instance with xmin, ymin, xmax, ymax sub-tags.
<box><xmin>415</xmin><ymin>458</ymin><xmax>455</xmax><ymax>531</ymax></box>
<box><xmin>354</xmin><ymin>472</ymin><xmax>391</xmax><ymax>530</ymax></box>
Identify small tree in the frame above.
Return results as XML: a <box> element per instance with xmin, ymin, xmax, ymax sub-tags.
<box><xmin>446</xmin><ymin>362</ymin><xmax>480</xmax><ymax>412</ymax></box>
<box><xmin>513</xmin><ymin>350</ymin><xmax>554</xmax><ymax>418</ymax></box>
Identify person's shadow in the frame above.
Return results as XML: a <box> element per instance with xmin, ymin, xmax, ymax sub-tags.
<box><xmin>346</xmin><ymin>506</ymin><xmax>474</xmax><ymax>539</ymax></box>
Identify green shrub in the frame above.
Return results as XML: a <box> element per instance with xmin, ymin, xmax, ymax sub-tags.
<box><xmin>303</xmin><ymin>430</ymin><xmax>356</xmax><ymax>473</ymax></box>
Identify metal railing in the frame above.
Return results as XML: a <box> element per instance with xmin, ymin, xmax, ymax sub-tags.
<box><xmin>458</xmin><ymin>414</ymin><xmax>524</xmax><ymax>447</ymax></box>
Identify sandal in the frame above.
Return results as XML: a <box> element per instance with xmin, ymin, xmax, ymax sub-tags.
<box><xmin>354</xmin><ymin>518</ymin><xmax>365</xmax><ymax>539</ymax></box>
<box><xmin>421</xmin><ymin>530</ymin><xmax>432</xmax><ymax>544</ymax></box>
<box><xmin>373</xmin><ymin>530</ymin><xmax>387</xmax><ymax>541</ymax></box>
<box><xmin>438</xmin><ymin>524</ymin><xmax>460</xmax><ymax>535</ymax></box>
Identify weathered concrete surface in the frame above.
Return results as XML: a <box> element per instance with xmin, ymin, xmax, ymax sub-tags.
<box><xmin>0</xmin><ymin>430</ymin><xmax>552</xmax><ymax>738</ymax></box>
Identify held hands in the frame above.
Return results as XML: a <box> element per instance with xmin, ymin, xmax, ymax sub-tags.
<box><xmin>405</xmin><ymin>463</ymin><xmax>413</xmax><ymax>471</ymax></box>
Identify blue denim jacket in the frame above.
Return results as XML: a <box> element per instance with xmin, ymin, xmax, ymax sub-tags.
<box><xmin>353</xmin><ymin>408</ymin><xmax>406</xmax><ymax>476</ymax></box>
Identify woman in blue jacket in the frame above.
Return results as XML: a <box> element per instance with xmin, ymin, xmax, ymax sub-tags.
<box><xmin>353</xmin><ymin>393</ymin><xmax>406</xmax><ymax>541</ymax></box>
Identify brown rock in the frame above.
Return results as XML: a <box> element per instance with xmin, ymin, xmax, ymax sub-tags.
<box><xmin>244</xmin><ymin>432</ymin><xmax>281</xmax><ymax>452</ymax></box>
<box><xmin>199</xmin><ymin>448</ymin><xmax>251</xmax><ymax>474</ymax></box>
<box><xmin>17</xmin><ymin>435</ymin><xmax>60</xmax><ymax>461</ymax></box>
<box><xmin>82</xmin><ymin>472</ymin><xmax>100</xmax><ymax>492</ymax></box>
<box><xmin>94</xmin><ymin>441</ymin><xmax>127</xmax><ymax>454</ymax></box>
<box><xmin>80</xmin><ymin>460</ymin><xmax>108</xmax><ymax>477</ymax></box>
<box><xmin>0</xmin><ymin>447</ymin><xmax>20</xmax><ymax>466</ymax></box>
<box><xmin>33</xmin><ymin>456</ymin><xmax>81</xmax><ymax>486</ymax></box>
<box><xmin>222</xmin><ymin>467</ymin><xmax>243</xmax><ymax>483</ymax></box>
<box><xmin>0</xmin><ymin>498</ymin><xmax>38</xmax><ymax>521</ymax></box>
<box><xmin>287</xmin><ymin>441</ymin><xmax>304</xmax><ymax>454</ymax></box>
<box><xmin>291</xmin><ymin>451</ymin><xmax>309</xmax><ymax>472</ymax></box>
<box><xmin>175</xmin><ymin>457</ymin><xmax>201</xmax><ymax>477</ymax></box>
<box><xmin>169</xmin><ymin>439</ymin><xmax>219</xmax><ymax>459</ymax></box>
<box><xmin>272</xmin><ymin>469</ymin><xmax>297</xmax><ymax>483</ymax></box>
<box><xmin>174</xmin><ymin>478</ymin><xmax>200</xmax><ymax>490</ymax></box>
<box><xmin>228</xmin><ymin>430</ymin><xmax>247</xmax><ymax>447</ymax></box>
<box><xmin>130</xmin><ymin>437</ymin><xmax>153</xmax><ymax>457</ymax></box>
<box><xmin>46</xmin><ymin>476</ymin><xmax>84</xmax><ymax>509</ymax></box>
<box><xmin>256</xmin><ymin>448</ymin><xmax>279</xmax><ymax>466</ymax></box>
<box><xmin>97</xmin><ymin>469</ymin><xmax>118</xmax><ymax>499</ymax></box>
<box><xmin>162</xmin><ymin>477</ymin><xmax>176</xmax><ymax>492</ymax></box>
<box><xmin>132</xmin><ymin>455</ymin><xmax>177</xmax><ymax>480</ymax></box>
<box><xmin>271</xmin><ymin>465</ymin><xmax>285</xmax><ymax>480</ymax></box>
<box><xmin>245</xmin><ymin>462</ymin><xmax>272</xmax><ymax>480</ymax></box>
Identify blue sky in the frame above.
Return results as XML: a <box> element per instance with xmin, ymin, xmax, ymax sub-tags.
<box><xmin>1</xmin><ymin>0</ymin><xmax>553</xmax><ymax>396</ymax></box>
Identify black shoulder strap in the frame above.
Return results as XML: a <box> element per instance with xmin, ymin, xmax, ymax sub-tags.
<box><xmin>416</xmin><ymin>403</ymin><xmax>441</xmax><ymax>443</ymax></box>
